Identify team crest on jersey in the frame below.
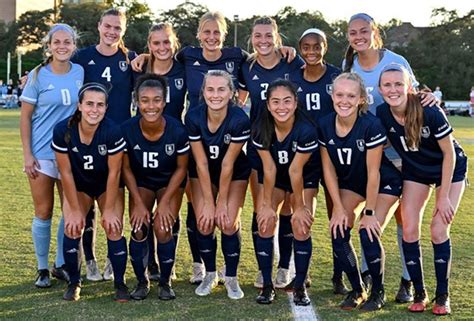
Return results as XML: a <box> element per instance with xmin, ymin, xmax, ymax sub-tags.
<box><xmin>98</xmin><ymin>144</ymin><xmax>107</xmax><ymax>156</ymax></box>
<box><xmin>224</xmin><ymin>134</ymin><xmax>232</xmax><ymax>145</ymax></box>
<box><xmin>356</xmin><ymin>139</ymin><xmax>365</xmax><ymax>152</ymax></box>
<box><xmin>165</xmin><ymin>144</ymin><xmax>175</xmax><ymax>156</ymax></box>
<box><xmin>284</xmin><ymin>73</ymin><xmax>290</xmax><ymax>80</ymax></box>
<box><xmin>421</xmin><ymin>126</ymin><xmax>430</xmax><ymax>138</ymax></box>
<box><xmin>225</xmin><ymin>62</ymin><xmax>234</xmax><ymax>73</ymax></box>
<box><xmin>292</xmin><ymin>141</ymin><xmax>298</xmax><ymax>152</ymax></box>
<box><xmin>326</xmin><ymin>84</ymin><xmax>333</xmax><ymax>95</ymax></box>
<box><xmin>175</xmin><ymin>78</ymin><xmax>184</xmax><ymax>90</ymax></box>
<box><xmin>119</xmin><ymin>61</ymin><xmax>128</xmax><ymax>72</ymax></box>
<box><xmin>76</xmin><ymin>80</ymin><xmax>83</xmax><ymax>88</ymax></box>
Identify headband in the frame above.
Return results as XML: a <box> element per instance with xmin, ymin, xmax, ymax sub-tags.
<box><xmin>299</xmin><ymin>28</ymin><xmax>327</xmax><ymax>42</ymax></box>
<box><xmin>349</xmin><ymin>13</ymin><xmax>374</xmax><ymax>23</ymax></box>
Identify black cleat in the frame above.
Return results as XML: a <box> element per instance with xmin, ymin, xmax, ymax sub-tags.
<box><xmin>35</xmin><ymin>269</ymin><xmax>51</xmax><ymax>288</ymax></box>
<box><xmin>63</xmin><ymin>283</ymin><xmax>81</xmax><ymax>301</ymax></box>
<box><xmin>158</xmin><ymin>282</ymin><xmax>176</xmax><ymax>301</ymax></box>
<box><xmin>340</xmin><ymin>289</ymin><xmax>368</xmax><ymax>310</ymax></box>
<box><xmin>148</xmin><ymin>262</ymin><xmax>160</xmax><ymax>282</ymax></box>
<box><xmin>284</xmin><ymin>276</ymin><xmax>312</xmax><ymax>292</ymax></box>
<box><xmin>130</xmin><ymin>280</ymin><xmax>150</xmax><ymax>300</ymax></box>
<box><xmin>395</xmin><ymin>277</ymin><xmax>414</xmax><ymax>303</ymax></box>
<box><xmin>360</xmin><ymin>288</ymin><xmax>385</xmax><ymax>311</ymax></box>
<box><xmin>293</xmin><ymin>286</ymin><xmax>311</xmax><ymax>306</ymax></box>
<box><xmin>113</xmin><ymin>283</ymin><xmax>130</xmax><ymax>302</ymax></box>
<box><xmin>51</xmin><ymin>264</ymin><xmax>70</xmax><ymax>283</ymax></box>
<box><xmin>256</xmin><ymin>284</ymin><xmax>276</xmax><ymax>304</ymax></box>
<box><xmin>332</xmin><ymin>276</ymin><xmax>349</xmax><ymax>295</ymax></box>
<box><xmin>361</xmin><ymin>271</ymin><xmax>373</xmax><ymax>294</ymax></box>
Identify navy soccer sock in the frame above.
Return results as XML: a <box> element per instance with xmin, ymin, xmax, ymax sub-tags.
<box><xmin>63</xmin><ymin>235</ymin><xmax>81</xmax><ymax>284</ymax></box>
<box><xmin>82</xmin><ymin>206</ymin><xmax>96</xmax><ymax>261</ymax></box>
<box><xmin>402</xmin><ymin>239</ymin><xmax>425</xmax><ymax>293</ymax></box>
<box><xmin>196</xmin><ymin>231</ymin><xmax>217</xmax><ymax>272</ymax></box>
<box><xmin>129</xmin><ymin>237</ymin><xmax>149</xmax><ymax>283</ymax></box>
<box><xmin>186</xmin><ymin>202</ymin><xmax>202</xmax><ymax>264</ymax></box>
<box><xmin>157</xmin><ymin>238</ymin><xmax>176</xmax><ymax>285</ymax></box>
<box><xmin>360</xmin><ymin>228</ymin><xmax>385</xmax><ymax>292</ymax></box>
<box><xmin>107</xmin><ymin>237</ymin><xmax>128</xmax><ymax>285</ymax></box>
<box><xmin>256</xmin><ymin>235</ymin><xmax>274</xmax><ymax>286</ymax></box>
<box><xmin>147</xmin><ymin>216</ymin><xmax>158</xmax><ymax>267</ymax></box>
<box><xmin>294</xmin><ymin>238</ymin><xmax>312</xmax><ymax>289</ymax></box>
<box><xmin>433</xmin><ymin>239</ymin><xmax>451</xmax><ymax>296</ymax></box>
<box><xmin>278</xmin><ymin>214</ymin><xmax>293</xmax><ymax>269</ymax></box>
<box><xmin>221</xmin><ymin>230</ymin><xmax>241</xmax><ymax>277</ymax></box>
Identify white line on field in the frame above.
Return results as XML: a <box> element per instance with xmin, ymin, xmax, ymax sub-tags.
<box><xmin>287</xmin><ymin>292</ymin><xmax>320</xmax><ymax>321</ymax></box>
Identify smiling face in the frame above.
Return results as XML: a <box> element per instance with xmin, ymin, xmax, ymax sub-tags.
<box><xmin>379</xmin><ymin>70</ymin><xmax>410</xmax><ymax>110</ymax></box>
<box><xmin>48</xmin><ymin>30</ymin><xmax>76</xmax><ymax>63</ymax></box>
<box><xmin>148</xmin><ymin>29</ymin><xmax>175</xmax><ymax>62</ymax></box>
<box><xmin>98</xmin><ymin>14</ymin><xmax>126</xmax><ymax>47</ymax></box>
<box><xmin>137</xmin><ymin>86</ymin><xmax>166</xmax><ymax>123</ymax></box>
<box><xmin>251</xmin><ymin>24</ymin><xmax>277</xmax><ymax>57</ymax></box>
<box><xmin>332</xmin><ymin>78</ymin><xmax>363</xmax><ymax>119</ymax></box>
<box><xmin>203</xmin><ymin>75</ymin><xmax>233</xmax><ymax>112</ymax></box>
<box><xmin>267</xmin><ymin>85</ymin><xmax>297</xmax><ymax>124</ymax></box>
<box><xmin>347</xmin><ymin>18</ymin><xmax>377</xmax><ymax>52</ymax></box>
<box><xmin>299</xmin><ymin>34</ymin><xmax>326</xmax><ymax>66</ymax></box>
<box><xmin>198</xmin><ymin>19</ymin><xmax>224</xmax><ymax>52</ymax></box>
<box><xmin>78</xmin><ymin>90</ymin><xmax>107</xmax><ymax>127</ymax></box>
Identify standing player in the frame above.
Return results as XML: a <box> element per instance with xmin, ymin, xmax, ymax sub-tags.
<box><xmin>376</xmin><ymin>64</ymin><xmax>467</xmax><ymax>315</ymax></box>
<box><xmin>185</xmin><ymin>70</ymin><xmax>250</xmax><ymax>299</ymax></box>
<box><xmin>252</xmin><ymin>79</ymin><xmax>319</xmax><ymax>305</ymax></box>
<box><xmin>71</xmin><ymin>8</ymin><xmax>137</xmax><ymax>282</ymax></box>
<box><xmin>52</xmin><ymin>83</ymin><xmax>128</xmax><ymax>302</ymax></box>
<box><xmin>319</xmin><ymin>72</ymin><xmax>402</xmax><ymax>311</ymax></box>
<box><xmin>20</xmin><ymin>23</ymin><xmax>83</xmax><ymax>288</ymax></box>
<box><xmin>121</xmin><ymin>74</ymin><xmax>189</xmax><ymax>300</ymax></box>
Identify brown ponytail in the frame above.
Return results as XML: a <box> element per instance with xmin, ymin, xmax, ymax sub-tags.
<box><xmin>404</xmin><ymin>93</ymin><xmax>424</xmax><ymax>149</ymax></box>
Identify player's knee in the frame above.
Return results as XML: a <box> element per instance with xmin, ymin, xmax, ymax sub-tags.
<box><xmin>402</xmin><ymin>224</ymin><xmax>420</xmax><ymax>242</ymax></box>
<box><xmin>131</xmin><ymin>224</ymin><xmax>148</xmax><ymax>242</ymax></box>
<box><xmin>430</xmin><ymin>221</ymin><xmax>449</xmax><ymax>243</ymax></box>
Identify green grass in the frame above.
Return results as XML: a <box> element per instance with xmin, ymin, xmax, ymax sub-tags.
<box><xmin>0</xmin><ymin>109</ymin><xmax>473</xmax><ymax>320</ymax></box>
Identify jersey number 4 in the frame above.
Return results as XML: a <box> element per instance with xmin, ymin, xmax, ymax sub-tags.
<box><xmin>101</xmin><ymin>67</ymin><xmax>112</xmax><ymax>82</ymax></box>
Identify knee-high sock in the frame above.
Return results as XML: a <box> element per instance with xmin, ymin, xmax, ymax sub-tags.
<box><xmin>360</xmin><ymin>243</ymin><xmax>368</xmax><ymax>274</ymax></box>
<box><xmin>402</xmin><ymin>239</ymin><xmax>424</xmax><ymax>293</ymax></box>
<box><xmin>82</xmin><ymin>206</ymin><xmax>96</xmax><ymax>261</ymax></box>
<box><xmin>108</xmin><ymin>237</ymin><xmax>128</xmax><ymax>285</ymax></box>
<box><xmin>255</xmin><ymin>235</ymin><xmax>274</xmax><ymax>286</ymax></box>
<box><xmin>129</xmin><ymin>238</ymin><xmax>149</xmax><ymax>283</ymax></box>
<box><xmin>55</xmin><ymin>215</ymin><xmax>65</xmax><ymax>267</ymax></box>
<box><xmin>32</xmin><ymin>217</ymin><xmax>52</xmax><ymax>270</ymax></box>
<box><xmin>63</xmin><ymin>235</ymin><xmax>81</xmax><ymax>284</ymax></box>
<box><xmin>147</xmin><ymin>219</ymin><xmax>158</xmax><ymax>267</ymax></box>
<box><xmin>331</xmin><ymin>227</ymin><xmax>363</xmax><ymax>292</ymax></box>
<box><xmin>186</xmin><ymin>202</ymin><xmax>202</xmax><ymax>264</ymax></box>
<box><xmin>196</xmin><ymin>231</ymin><xmax>217</xmax><ymax>272</ymax></box>
<box><xmin>333</xmin><ymin>250</ymin><xmax>344</xmax><ymax>279</ymax></box>
<box><xmin>398</xmin><ymin>224</ymin><xmax>411</xmax><ymax>280</ymax></box>
<box><xmin>294</xmin><ymin>238</ymin><xmax>312</xmax><ymax>288</ymax></box>
<box><xmin>433</xmin><ymin>239</ymin><xmax>451</xmax><ymax>296</ymax></box>
<box><xmin>158</xmin><ymin>238</ymin><xmax>176</xmax><ymax>285</ymax></box>
<box><xmin>221</xmin><ymin>230</ymin><xmax>241</xmax><ymax>277</ymax></box>
<box><xmin>278</xmin><ymin>214</ymin><xmax>293</xmax><ymax>269</ymax></box>
<box><xmin>360</xmin><ymin>229</ymin><xmax>385</xmax><ymax>292</ymax></box>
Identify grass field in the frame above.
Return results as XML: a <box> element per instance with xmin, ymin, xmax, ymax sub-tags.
<box><xmin>0</xmin><ymin>109</ymin><xmax>473</xmax><ymax>320</ymax></box>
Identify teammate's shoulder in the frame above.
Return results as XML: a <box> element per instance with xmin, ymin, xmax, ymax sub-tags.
<box><xmin>318</xmin><ymin>112</ymin><xmax>336</xmax><ymax>128</ymax></box>
<box><xmin>375</xmin><ymin>102</ymin><xmax>390</xmax><ymax>117</ymax></box>
<box><xmin>325</xmin><ymin>63</ymin><xmax>341</xmax><ymax>76</ymax></box>
<box><xmin>121</xmin><ymin>115</ymin><xmax>139</xmax><ymax>129</ymax></box>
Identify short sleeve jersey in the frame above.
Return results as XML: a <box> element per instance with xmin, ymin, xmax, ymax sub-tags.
<box><xmin>72</xmin><ymin>46</ymin><xmax>137</xmax><ymax>123</ymax></box>
<box><xmin>121</xmin><ymin>115</ymin><xmax>189</xmax><ymax>190</ymax></box>
<box><xmin>51</xmin><ymin>117</ymin><xmax>125</xmax><ymax>193</ymax></box>
<box><xmin>20</xmin><ymin>63</ymin><xmax>84</xmax><ymax>159</ymax></box>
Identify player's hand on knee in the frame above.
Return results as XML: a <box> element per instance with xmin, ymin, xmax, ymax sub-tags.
<box><xmin>292</xmin><ymin>206</ymin><xmax>313</xmax><ymax>235</ymax></box>
<box><xmin>102</xmin><ymin>212</ymin><xmax>122</xmax><ymax>236</ymax></box>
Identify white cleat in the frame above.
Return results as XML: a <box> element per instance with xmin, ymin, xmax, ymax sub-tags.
<box><xmin>189</xmin><ymin>262</ymin><xmax>205</xmax><ymax>284</ymax></box>
<box><xmin>274</xmin><ymin>267</ymin><xmax>291</xmax><ymax>289</ymax></box>
<box><xmin>225</xmin><ymin>276</ymin><xmax>244</xmax><ymax>300</ymax></box>
<box><xmin>195</xmin><ymin>271</ymin><xmax>218</xmax><ymax>296</ymax></box>
<box><xmin>218</xmin><ymin>265</ymin><xmax>226</xmax><ymax>285</ymax></box>
<box><xmin>254</xmin><ymin>270</ymin><xmax>263</xmax><ymax>289</ymax></box>
<box><xmin>86</xmin><ymin>259</ymin><xmax>103</xmax><ymax>282</ymax></box>
<box><xmin>103</xmin><ymin>258</ymin><xmax>114</xmax><ymax>281</ymax></box>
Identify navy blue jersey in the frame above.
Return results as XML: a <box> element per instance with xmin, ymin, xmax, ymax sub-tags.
<box><xmin>318</xmin><ymin>112</ymin><xmax>387</xmax><ymax>196</ymax></box>
<box><xmin>121</xmin><ymin>115</ymin><xmax>189</xmax><ymax>190</ymax></box>
<box><xmin>376</xmin><ymin>103</ymin><xmax>466</xmax><ymax>181</ymax></box>
<box><xmin>290</xmin><ymin>63</ymin><xmax>340</xmax><ymax>122</ymax></box>
<box><xmin>72</xmin><ymin>46</ymin><xmax>138</xmax><ymax>124</ymax></box>
<box><xmin>176</xmin><ymin>46</ymin><xmax>248</xmax><ymax>108</ymax></box>
<box><xmin>140</xmin><ymin>61</ymin><xmax>187</xmax><ymax>121</ymax></box>
<box><xmin>51</xmin><ymin>117</ymin><xmax>125</xmax><ymax>197</ymax></box>
<box><xmin>239</xmin><ymin>55</ymin><xmax>305</xmax><ymax>124</ymax></box>
<box><xmin>253</xmin><ymin>116</ymin><xmax>320</xmax><ymax>191</ymax></box>
<box><xmin>185</xmin><ymin>104</ymin><xmax>251</xmax><ymax>184</ymax></box>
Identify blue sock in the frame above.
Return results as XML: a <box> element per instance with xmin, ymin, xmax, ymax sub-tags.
<box><xmin>147</xmin><ymin>219</ymin><xmax>158</xmax><ymax>267</ymax></box>
<box><xmin>196</xmin><ymin>231</ymin><xmax>217</xmax><ymax>272</ymax></box>
<box><xmin>129</xmin><ymin>237</ymin><xmax>149</xmax><ymax>283</ymax></box>
<box><xmin>82</xmin><ymin>206</ymin><xmax>96</xmax><ymax>261</ymax></box>
<box><xmin>55</xmin><ymin>215</ymin><xmax>65</xmax><ymax>267</ymax></box>
<box><xmin>256</xmin><ymin>235</ymin><xmax>274</xmax><ymax>286</ymax></box>
<box><xmin>186</xmin><ymin>202</ymin><xmax>202</xmax><ymax>264</ymax></box>
<box><xmin>433</xmin><ymin>239</ymin><xmax>451</xmax><ymax>295</ymax></box>
<box><xmin>221</xmin><ymin>230</ymin><xmax>241</xmax><ymax>277</ymax></box>
<box><xmin>333</xmin><ymin>250</ymin><xmax>344</xmax><ymax>279</ymax></box>
<box><xmin>360</xmin><ymin>242</ymin><xmax>368</xmax><ymax>274</ymax></box>
<box><xmin>157</xmin><ymin>238</ymin><xmax>176</xmax><ymax>285</ymax></box>
<box><xmin>32</xmin><ymin>217</ymin><xmax>52</xmax><ymax>270</ymax></box>
<box><xmin>108</xmin><ymin>237</ymin><xmax>128</xmax><ymax>285</ymax></box>
<box><xmin>278</xmin><ymin>214</ymin><xmax>293</xmax><ymax>269</ymax></box>
<box><xmin>172</xmin><ymin>216</ymin><xmax>180</xmax><ymax>246</ymax></box>
<box><xmin>398</xmin><ymin>224</ymin><xmax>411</xmax><ymax>280</ymax></box>
<box><xmin>63</xmin><ymin>234</ymin><xmax>81</xmax><ymax>284</ymax></box>
<box><xmin>294</xmin><ymin>238</ymin><xmax>312</xmax><ymax>288</ymax></box>
<box><xmin>360</xmin><ymin>229</ymin><xmax>385</xmax><ymax>291</ymax></box>
<box><xmin>402</xmin><ymin>239</ymin><xmax>424</xmax><ymax>293</ymax></box>
<box><xmin>332</xmin><ymin>227</ymin><xmax>363</xmax><ymax>292</ymax></box>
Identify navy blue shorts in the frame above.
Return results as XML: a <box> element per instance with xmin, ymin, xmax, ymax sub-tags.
<box><xmin>247</xmin><ymin>142</ymin><xmax>262</xmax><ymax>171</ymax></box>
<box><xmin>77</xmin><ymin>182</ymin><xmax>106</xmax><ymax>199</ymax></box>
<box><xmin>189</xmin><ymin>158</ymin><xmax>251</xmax><ymax>188</ymax></box>
<box><xmin>257</xmin><ymin>165</ymin><xmax>321</xmax><ymax>193</ymax></box>
<box><xmin>379</xmin><ymin>161</ymin><xmax>403</xmax><ymax>197</ymax></box>
<box><xmin>137</xmin><ymin>177</ymin><xmax>187</xmax><ymax>192</ymax></box>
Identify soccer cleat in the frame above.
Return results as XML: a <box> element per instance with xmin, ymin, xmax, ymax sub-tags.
<box><xmin>218</xmin><ymin>265</ymin><xmax>226</xmax><ymax>285</ymax></box>
<box><xmin>51</xmin><ymin>264</ymin><xmax>70</xmax><ymax>283</ymax></box>
<box><xmin>63</xmin><ymin>283</ymin><xmax>81</xmax><ymax>301</ymax></box>
<box><xmin>130</xmin><ymin>280</ymin><xmax>150</xmax><ymax>300</ymax></box>
<box><xmin>35</xmin><ymin>269</ymin><xmax>51</xmax><ymax>288</ymax></box>
<box><xmin>253</xmin><ymin>271</ymin><xmax>263</xmax><ymax>289</ymax></box>
<box><xmin>224</xmin><ymin>276</ymin><xmax>244</xmax><ymax>300</ymax></box>
<box><xmin>103</xmin><ymin>258</ymin><xmax>114</xmax><ymax>281</ymax></box>
<box><xmin>195</xmin><ymin>271</ymin><xmax>218</xmax><ymax>296</ymax></box>
<box><xmin>284</xmin><ymin>275</ymin><xmax>312</xmax><ymax>292</ymax></box>
<box><xmin>340</xmin><ymin>289</ymin><xmax>368</xmax><ymax>310</ymax></box>
<box><xmin>332</xmin><ymin>276</ymin><xmax>349</xmax><ymax>295</ymax></box>
<box><xmin>274</xmin><ymin>268</ymin><xmax>291</xmax><ymax>289</ymax></box>
<box><xmin>86</xmin><ymin>260</ymin><xmax>103</xmax><ymax>282</ymax></box>
<box><xmin>395</xmin><ymin>277</ymin><xmax>414</xmax><ymax>303</ymax></box>
<box><xmin>360</xmin><ymin>288</ymin><xmax>386</xmax><ymax>311</ymax></box>
<box><xmin>293</xmin><ymin>286</ymin><xmax>311</xmax><ymax>306</ymax></box>
<box><xmin>170</xmin><ymin>266</ymin><xmax>177</xmax><ymax>281</ymax></box>
<box><xmin>189</xmin><ymin>262</ymin><xmax>205</xmax><ymax>285</ymax></box>
<box><xmin>361</xmin><ymin>271</ymin><xmax>373</xmax><ymax>294</ymax></box>
<box><xmin>158</xmin><ymin>282</ymin><xmax>176</xmax><ymax>300</ymax></box>
<box><xmin>148</xmin><ymin>262</ymin><xmax>160</xmax><ymax>282</ymax></box>
<box><xmin>432</xmin><ymin>293</ymin><xmax>451</xmax><ymax>315</ymax></box>
<box><xmin>256</xmin><ymin>284</ymin><xmax>276</xmax><ymax>304</ymax></box>
<box><xmin>113</xmin><ymin>283</ymin><xmax>130</xmax><ymax>302</ymax></box>
<box><xmin>408</xmin><ymin>289</ymin><xmax>429</xmax><ymax>312</ymax></box>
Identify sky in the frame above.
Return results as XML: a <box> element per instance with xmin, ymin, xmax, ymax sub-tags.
<box><xmin>144</xmin><ymin>0</ymin><xmax>472</xmax><ymax>27</ymax></box>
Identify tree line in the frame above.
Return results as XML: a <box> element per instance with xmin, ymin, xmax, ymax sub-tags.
<box><xmin>0</xmin><ymin>0</ymin><xmax>472</xmax><ymax>99</ymax></box>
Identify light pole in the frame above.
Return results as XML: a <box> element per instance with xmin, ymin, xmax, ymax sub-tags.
<box><xmin>233</xmin><ymin>15</ymin><xmax>239</xmax><ymax>47</ymax></box>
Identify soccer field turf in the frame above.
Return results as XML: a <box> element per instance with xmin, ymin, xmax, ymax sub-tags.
<box><xmin>0</xmin><ymin>109</ymin><xmax>472</xmax><ymax>320</ymax></box>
